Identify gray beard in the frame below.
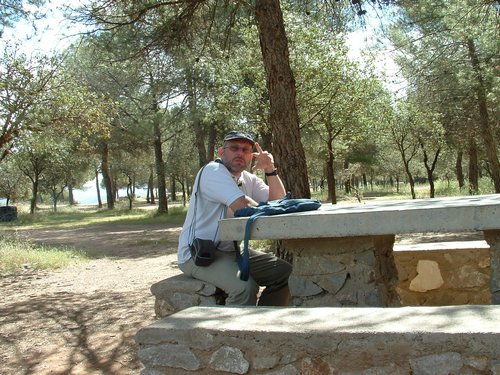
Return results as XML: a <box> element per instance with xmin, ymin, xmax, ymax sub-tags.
<box><xmin>223</xmin><ymin>160</ymin><xmax>245</xmax><ymax>174</ymax></box>
<box><xmin>223</xmin><ymin>161</ymin><xmax>234</xmax><ymax>173</ymax></box>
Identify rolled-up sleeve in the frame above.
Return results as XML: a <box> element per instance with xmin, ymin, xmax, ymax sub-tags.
<box><xmin>200</xmin><ymin>163</ymin><xmax>244</xmax><ymax>206</ymax></box>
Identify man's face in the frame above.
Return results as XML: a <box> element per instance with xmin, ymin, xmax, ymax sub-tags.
<box><xmin>219</xmin><ymin>140</ymin><xmax>254</xmax><ymax>173</ymax></box>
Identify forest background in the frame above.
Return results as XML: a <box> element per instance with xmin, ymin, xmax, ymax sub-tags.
<box><xmin>0</xmin><ymin>0</ymin><xmax>499</xmax><ymax>216</ymax></box>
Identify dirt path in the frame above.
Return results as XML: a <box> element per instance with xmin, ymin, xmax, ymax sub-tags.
<box><xmin>0</xmin><ymin>223</ymin><xmax>183</xmax><ymax>375</ymax></box>
<box><xmin>0</xmin><ymin>222</ymin><xmax>484</xmax><ymax>375</ymax></box>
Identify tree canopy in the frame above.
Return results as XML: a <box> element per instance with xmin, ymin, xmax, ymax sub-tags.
<box><xmin>0</xmin><ymin>0</ymin><xmax>498</xmax><ymax>212</ymax></box>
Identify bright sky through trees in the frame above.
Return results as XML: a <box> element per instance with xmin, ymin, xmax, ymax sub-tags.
<box><xmin>2</xmin><ymin>0</ymin><xmax>399</xmax><ymax>92</ymax></box>
<box><xmin>345</xmin><ymin>5</ymin><xmax>406</xmax><ymax>98</ymax></box>
<box><xmin>1</xmin><ymin>0</ymin><xmax>88</xmax><ymax>55</ymax></box>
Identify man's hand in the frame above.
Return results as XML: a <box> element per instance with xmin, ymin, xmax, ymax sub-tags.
<box><xmin>228</xmin><ymin>195</ymin><xmax>258</xmax><ymax>217</ymax></box>
<box><xmin>251</xmin><ymin>142</ymin><xmax>285</xmax><ymax>199</ymax></box>
<box><xmin>252</xmin><ymin>143</ymin><xmax>275</xmax><ymax>174</ymax></box>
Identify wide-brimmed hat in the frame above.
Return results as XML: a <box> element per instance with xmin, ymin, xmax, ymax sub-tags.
<box><xmin>223</xmin><ymin>131</ymin><xmax>255</xmax><ymax>146</ymax></box>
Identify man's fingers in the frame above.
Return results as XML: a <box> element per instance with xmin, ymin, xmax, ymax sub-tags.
<box><xmin>252</xmin><ymin>143</ymin><xmax>274</xmax><ymax>170</ymax></box>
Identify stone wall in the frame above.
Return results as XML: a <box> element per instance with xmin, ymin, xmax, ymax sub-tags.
<box><xmin>151</xmin><ymin>274</ymin><xmax>227</xmax><ymax>317</ymax></box>
<box><xmin>142</xmin><ymin>242</ymin><xmax>496</xmax><ymax>374</ymax></box>
<box><xmin>136</xmin><ymin>305</ymin><xmax>500</xmax><ymax>375</ymax></box>
<box><xmin>151</xmin><ymin>241</ymin><xmax>491</xmax><ymax>317</ymax></box>
<box><xmin>285</xmin><ymin>235</ymin><xmax>399</xmax><ymax>307</ymax></box>
<box><xmin>394</xmin><ymin>241</ymin><xmax>490</xmax><ymax>305</ymax></box>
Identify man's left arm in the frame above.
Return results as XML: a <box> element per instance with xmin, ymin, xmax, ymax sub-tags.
<box><xmin>265</xmin><ymin>173</ymin><xmax>286</xmax><ymax>200</ymax></box>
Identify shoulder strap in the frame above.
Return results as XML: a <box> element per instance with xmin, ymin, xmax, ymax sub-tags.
<box><xmin>189</xmin><ymin>162</ymin><xmax>228</xmax><ymax>246</ymax></box>
<box><xmin>235</xmin><ymin>211</ymin><xmax>267</xmax><ymax>281</ymax></box>
<box><xmin>188</xmin><ymin>164</ymin><xmax>207</xmax><ymax>244</ymax></box>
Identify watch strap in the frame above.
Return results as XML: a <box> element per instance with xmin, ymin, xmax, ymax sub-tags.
<box><xmin>265</xmin><ymin>169</ymin><xmax>278</xmax><ymax>177</ymax></box>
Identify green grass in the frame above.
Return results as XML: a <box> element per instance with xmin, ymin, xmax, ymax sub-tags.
<box><xmin>311</xmin><ymin>179</ymin><xmax>495</xmax><ymax>203</ymax></box>
<box><xmin>1</xmin><ymin>182</ymin><xmax>494</xmax><ymax>274</ymax></box>
<box><xmin>0</xmin><ymin>201</ymin><xmax>188</xmax><ymax>231</ymax></box>
<box><xmin>0</xmin><ymin>234</ymin><xmax>89</xmax><ymax>275</ymax></box>
<box><xmin>0</xmin><ymin>200</ymin><xmax>188</xmax><ymax>275</ymax></box>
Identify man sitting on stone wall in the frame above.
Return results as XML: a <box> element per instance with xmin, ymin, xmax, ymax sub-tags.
<box><xmin>176</xmin><ymin>131</ymin><xmax>292</xmax><ymax>306</ymax></box>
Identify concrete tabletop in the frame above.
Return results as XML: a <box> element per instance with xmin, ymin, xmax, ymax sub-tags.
<box><xmin>218</xmin><ymin>194</ymin><xmax>500</xmax><ymax>241</ymax></box>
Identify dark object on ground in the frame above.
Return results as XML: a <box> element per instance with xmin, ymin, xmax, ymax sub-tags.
<box><xmin>0</xmin><ymin>206</ymin><xmax>17</xmax><ymax>222</ymax></box>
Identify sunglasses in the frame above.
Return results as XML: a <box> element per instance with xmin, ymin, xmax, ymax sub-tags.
<box><xmin>224</xmin><ymin>145</ymin><xmax>253</xmax><ymax>154</ymax></box>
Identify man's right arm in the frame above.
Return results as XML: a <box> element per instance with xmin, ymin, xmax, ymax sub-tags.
<box><xmin>202</xmin><ymin>162</ymin><xmax>257</xmax><ymax>213</ymax></box>
<box><xmin>229</xmin><ymin>195</ymin><xmax>258</xmax><ymax>213</ymax></box>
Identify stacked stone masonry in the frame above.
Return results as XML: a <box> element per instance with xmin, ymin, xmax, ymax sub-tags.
<box><xmin>136</xmin><ymin>305</ymin><xmax>500</xmax><ymax>375</ymax></box>
<box><xmin>152</xmin><ymin>240</ymin><xmax>490</xmax><ymax>317</ymax></box>
<box><xmin>151</xmin><ymin>275</ymin><xmax>227</xmax><ymax>317</ymax></box>
<box><xmin>285</xmin><ymin>235</ymin><xmax>400</xmax><ymax>307</ymax></box>
<box><xmin>395</xmin><ymin>240</ymin><xmax>490</xmax><ymax>305</ymax></box>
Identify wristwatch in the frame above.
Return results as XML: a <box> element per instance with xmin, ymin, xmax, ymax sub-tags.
<box><xmin>265</xmin><ymin>169</ymin><xmax>278</xmax><ymax>177</ymax></box>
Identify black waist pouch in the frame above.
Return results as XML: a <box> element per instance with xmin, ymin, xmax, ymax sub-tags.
<box><xmin>190</xmin><ymin>238</ymin><xmax>217</xmax><ymax>267</ymax></box>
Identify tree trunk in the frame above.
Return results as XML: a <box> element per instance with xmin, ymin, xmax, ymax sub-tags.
<box><xmin>254</xmin><ymin>0</ymin><xmax>310</xmax><ymax>198</ymax></box>
<box><xmin>455</xmin><ymin>148</ymin><xmax>465</xmax><ymax>189</ymax></box>
<box><xmin>181</xmin><ymin>177</ymin><xmax>187</xmax><ymax>207</ymax></box>
<box><xmin>402</xmin><ymin>160</ymin><xmax>416</xmax><ymax>199</ymax></box>
<box><xmin>392</xmin><ymin>125</ymin><xmax>418</xmax><ymax>199</ymax></box>
<box><xmin>425</xmin><ymin>149</ymin><xmax>440</xmax><ymax>198</ymax></box>
<box><xmin>343</xmin><ymin>160</ymin><xmax>351</xmax><ymax>195</ymax></box>
<box><xmin>170</xmin><ymin>175</ymin><xmax>177</xmax><ymax>201</ymax></box>
<box><xmin>326</xmin><ymin>156</ymin><xmax>336</xmax><ymax>204</ymax></box>
<box><xmin>53</xmin><ymin>188</ymin><xmax>65</xmax><ymax>212</ymax></box>
<box><xmin>207</xmin><ymin>122</ymin><xmax>217</xmax><ymax>162</ymax></box>
<box><xmin>153</xmin><ymin>117</ymin><xmax>168</xmax><ymax>214</ymax></box>
<box><xmin>114</xmin><ymin>176</ymin><xmax>119</xmax><ymax>201</ymax></box>
<box><xmin>148</xmin><ymin>166</ymin><xmax>155</xmax><ymax>204</ymax></box>
<box><xmin>30</xmin><ymin>178</ymin><xmax>39</xmax><ymax>214</ymax></box>
<box><xmin>193</xmin><ymin>119</ymin><xmax>207</xmax><ymax>168</ymax></box>
<box><xmin>127</xmin><ymin>175</ymin><xmax>133</xmax><ymax>210</ymax></box>
<box><xmin>186</xmin><ymin>71</ymin><xmax>208</xmax><ymax>168</ymax></box>
<box><xmin>419</xmin><ymin>138</ymin><xmax>440</xmax><ymax>198</ymax></box>
<box><xmin>466</xmin><ymin>38</ymin><xmax>500</xmax><ymax>193</ymax></box>
<box><xmin>468</xmin><ymin>136</ymin><xmax>479</xmax><ymax>194</ymax></box>
<box><xmin>260</xmin><ymin>129</ymin><xmax>273</xmax><ymax>152</ymax></box>
<box><xmin>100</xmin><ymin>142</ymin><xmax>114</xmax><ymax>209</ymax></box>
<box><xmin>68</xmin><ymin>184</ymin><xmax>75</xmax><ymax>205</ymax></box>
<box><xmin>95</xmin><ymin>169</ymin><xmax>102</xmax><ymax>208</ymax></box>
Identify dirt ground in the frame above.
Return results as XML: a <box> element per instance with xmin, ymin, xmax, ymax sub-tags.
<box><xmin>0</xmin><ymin>222</ymin><xmax>183</xmax><ymax>375</ymax></box>
<box><xmin>0</xmin><ymin>219</ymin><xmax>483</xmax><ymax>375</ymax></box>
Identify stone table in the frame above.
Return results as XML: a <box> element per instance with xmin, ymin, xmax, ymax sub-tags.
<box><xmin>219</xmin><ymin>194</ymin><xmax>500</xmax><ymax>306</ymax></box>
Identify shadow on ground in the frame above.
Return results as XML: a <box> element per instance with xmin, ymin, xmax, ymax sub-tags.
<box><xmin>0</xmin><ymin>290</ymin><xmax>156</xmax><ymax>375</ymax></box>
